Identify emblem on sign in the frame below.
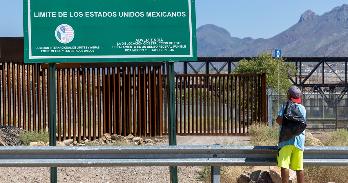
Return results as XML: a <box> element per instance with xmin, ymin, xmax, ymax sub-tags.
<box><xmin>55</xmin><ymin>24</ymin><xmax>74</xmax><ymax>44</ymax></box>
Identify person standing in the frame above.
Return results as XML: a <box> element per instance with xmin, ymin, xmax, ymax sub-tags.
<box><xmin>276</xmin><ymin>86</ymin><xmax>306</xmax><ymax>183</ymax></box>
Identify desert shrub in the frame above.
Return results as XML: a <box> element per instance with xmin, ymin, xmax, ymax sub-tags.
<box><xmin>249</xmin><ymin>124</ymin><xmax>279</xmax><ymax>146</ymax></box>
<box><xmin>19</xmin><ymin>131</ymin><xmax>49</xmax><ymax>145</ymax></box>
<box><xmin>234</xmin><ymin>54</ymin><xmax>296</xmax><ymax>95</ymax></box>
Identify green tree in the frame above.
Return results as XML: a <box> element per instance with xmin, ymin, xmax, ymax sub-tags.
<box><xmin>234</xmin><ymin>53</ymin><xmax>296</xmax><ymax>94</ymax></box>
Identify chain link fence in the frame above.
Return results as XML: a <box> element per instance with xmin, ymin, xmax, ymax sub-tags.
<box><xmin>268</xmin><ymin>93</ymin><xmax>348</xmax><ymax>129</ymax></box>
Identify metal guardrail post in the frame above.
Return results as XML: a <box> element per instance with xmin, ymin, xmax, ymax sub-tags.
<box><xmin>48</xmin><ymin>63</ymin><xmax>57</xmax><ymax>183</ymax></box>
<box><xmin>211</xmin><ymin>166</ymin><xmax>220</xmax><ymax>183</ymax></box>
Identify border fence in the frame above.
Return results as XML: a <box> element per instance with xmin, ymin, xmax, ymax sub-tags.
<box><xmin>0</xmin><ymin>59</ymin><xmax>267</xmax><ymax>140</ymax></box>
<box><xmin>175</xmin><ymin>74</ymin><xmax>266</xmax><ymax>135</ymax></box>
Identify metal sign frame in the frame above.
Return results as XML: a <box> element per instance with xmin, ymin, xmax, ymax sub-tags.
<box><xmin>24</xmin><ymin>0</ymin><xmax>197</xmax><ymax>63</ymax></box>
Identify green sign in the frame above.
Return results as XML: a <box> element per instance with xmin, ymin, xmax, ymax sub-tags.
<box><xmin>24</xmin><ymin>0</ymin><xmax>196</xmax><ymax>63</ymax></box>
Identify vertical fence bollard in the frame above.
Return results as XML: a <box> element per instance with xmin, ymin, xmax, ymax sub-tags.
<box><xmin>49</xmin><ymin>63</ymin><xmax>57</xmax><ymax>183</ymax></box>
<box><xmin>211</xmin><ymin>166</ymin><xmax>220</xmax><ymax>183</ymax></box>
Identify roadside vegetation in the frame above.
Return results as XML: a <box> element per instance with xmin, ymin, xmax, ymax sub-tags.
<box><xmin>305</xmin><ymin>129</ymin><xmax>348</xmax><ymax>183</ymax></box>
<box><xmin>19</xmin><ymin>130</ymin><xmax>49</xmax><ymax>145</ymax></box>
<box><xmin>197</xmin><ymin>124</ymin><xmax>348</xmax><ymax>183</ymax></box>
<box><xmin>234</xmin><ymin>53</ymin><xmax>296</xmax><ymax>95</ymax></box>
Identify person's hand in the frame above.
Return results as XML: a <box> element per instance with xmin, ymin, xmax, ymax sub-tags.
<box><xmin>276</xmin><ymin>116</ymin><xmax>282</xmax><ymax>125</ymax></box>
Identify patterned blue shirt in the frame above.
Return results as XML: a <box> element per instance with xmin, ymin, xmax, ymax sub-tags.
<box><xmin>277</xmin><ymin>103</ymin><xmax>306</xmax><ymax>151</ymax></box>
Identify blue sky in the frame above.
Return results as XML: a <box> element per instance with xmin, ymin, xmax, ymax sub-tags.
<box><xmin>196</xmin><ymin>0</ymin><xmax>348</xmax><ymax>38</ymax></box>
<box><xmin>1</xmin><ymin>0</ymin><xmax>347</xmax><ymax>38</ymax></box>
<box><xmin>1</xmin><ymin>0</ymin><xmax>22</xmax><ymax>37</ymax></box>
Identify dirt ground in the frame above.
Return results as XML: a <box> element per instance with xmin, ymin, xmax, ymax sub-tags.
<box><xmin>177</xmin><ymin>135</ymin><xmax>251</xmax><ymax>145</ymax></box>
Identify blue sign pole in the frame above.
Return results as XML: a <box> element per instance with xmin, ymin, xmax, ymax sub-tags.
<box><xmin>274</xmin><ymin>49</ymin><xmax>282</xmax><ymax>126</ymax></box>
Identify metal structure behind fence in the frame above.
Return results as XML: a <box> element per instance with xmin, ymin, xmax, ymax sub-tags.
<box><xmin>175</xmin><ymin>73</ymin><xmax>267</xmax><ymax>135</ymax></box>
<box><xmin>176</xmin><ymin>57</ymin><xmax>348</xmax><ymax>129</ymax></box>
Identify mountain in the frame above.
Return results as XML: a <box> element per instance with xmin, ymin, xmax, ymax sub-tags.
<box><xmin>198</xmin><ymin>4</ymin><xmax>348</xmax><ymax>57</ymax></box>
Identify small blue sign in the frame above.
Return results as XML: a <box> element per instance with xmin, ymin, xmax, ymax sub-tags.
<box><xmin>274</xmin><ymin>49</ymin><xmax>282</xmax><ymax>58</ymax></box>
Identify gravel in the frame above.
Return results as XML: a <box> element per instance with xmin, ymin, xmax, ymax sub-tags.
<box><xmin>0</xmin><ymin>167</ymin><xmax>202</xmax><ymax>183</ymax></box>
<box><xmin>0</xmin><ymin>126</ymin><xmax>23</xmax><ymax>146</ymax></box>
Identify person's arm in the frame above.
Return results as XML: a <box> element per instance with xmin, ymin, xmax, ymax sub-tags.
<box><xmin>276</xmin><ymin>116</ymin><xmax>282</xmax><ymax>125</ymax></box>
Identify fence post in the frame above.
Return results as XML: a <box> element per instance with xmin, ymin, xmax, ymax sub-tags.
<box><xmin>48</xmin><ymin>63</ymin><xmax>57</xmax><ymax>183</ymax></box>
<box><xmin>211</xmin><ymin>166</ymin><xmax>220</xmax><ymax>183</ymax></box>
<box><xmin>228</xmin><ymin>61</ymin><xmax>232</xmax><ymax>74</ymax></box>
<box><xmin>206</xmin><ymin>61</ymin><xmax>209</xmax><ymax>74</ymax></box>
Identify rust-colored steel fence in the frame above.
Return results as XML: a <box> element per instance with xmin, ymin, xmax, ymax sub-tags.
<box><xmin>0</xmin><ymin>60</ymin><xmax>164</xmax><ymax>140</ymax></box>
<box><xmin>0</xmin><ymin>59</ymin><xmax>266</xmax><ymax>140</ymax></box>
<box><xmin>174</xmin><ymin>73</ymin><xmax>267</xmax><ymax>135</ymax></box>
<box><xmin>55</xmin><ymin>63</ymin><xmax>164</xmax><ymax>140</ymax></box>
<box><xmin>0</xmin><ymin>61</ymin><xmax>48</xmax><ymax>132</ymax></box>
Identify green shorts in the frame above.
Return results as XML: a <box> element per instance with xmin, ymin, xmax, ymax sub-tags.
<box><xmin>277</xmin><ymin>145</ymin><xmax>303</xmax><ymax>171</ymax></box>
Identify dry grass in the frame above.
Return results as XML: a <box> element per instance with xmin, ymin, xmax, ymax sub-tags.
<box><xmin>322</xmin><ymin>129</ymin><xmax>348</xmax><ymax>146</ymax></box>
<box><xmin>305</xmin><ymin>129</ymin><xmax>348</xmax><ymax>183</ymax></box>
<box><xmin>248</xmin><ymin>124</ymin><xmax>324</xmax><ymax>146</ymax></box>
<box><xmin>249</xmin><ymin>124</ymin><xmax>279</xmax><ymax>146</ymax></box>
<box><xmin>249</xmin><ymin>125</ymin><xmax>348</xmax><ymax>182</ymax></box>
<box><xmin>197</xmin><ymin>125</ymin><xmax>348</xmax><ymax>183</ymax></box>
<box><xmin>196</xmin><ymin>124</ymin><xmax>277</xmax><ymax>183</ymax></box>
<box><xmin>220</xmin><ymin>166</ymin><xmax>251</xmax><ymax>183</ymax></box>
<box><xmin>196</xmin><ymin>166</ymin><xmax>250</xmax><ymax>183</ymax></box>
<box><xmin>305</xmin><ymin>166</ymin><xmax>348</xmax><ymax>183</ymax></box>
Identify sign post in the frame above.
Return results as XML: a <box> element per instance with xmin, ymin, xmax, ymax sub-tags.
<box><xmin>274</xmin><ymin>49</ymin><xmax>282</xmax><ymax>122</ymax></box>
<box><xmin>48</xmin><ymin>63</ymin><xmax>57</xmax><ymax>183</ymax></box>
<box><xmin>167</xmin><ymin>61</ymin><xmax>178</xmax><ymax>182</ymax></box>
<box><xmin>24</xmin><ymin>1</ymin><xmax>196</xmax><ymax>183</ymax></box>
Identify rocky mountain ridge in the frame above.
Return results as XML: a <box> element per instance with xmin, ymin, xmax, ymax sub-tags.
<box><xmin>198</xmin><ymin>4</ymin><xmax>348</xmax><ymax>57</ymax></box>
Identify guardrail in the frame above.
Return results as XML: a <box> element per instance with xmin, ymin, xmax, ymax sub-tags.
<box><xmin>1</xmin><ymin>145</ymin><xmax>348</xmax><ymax>183</ymax></box>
